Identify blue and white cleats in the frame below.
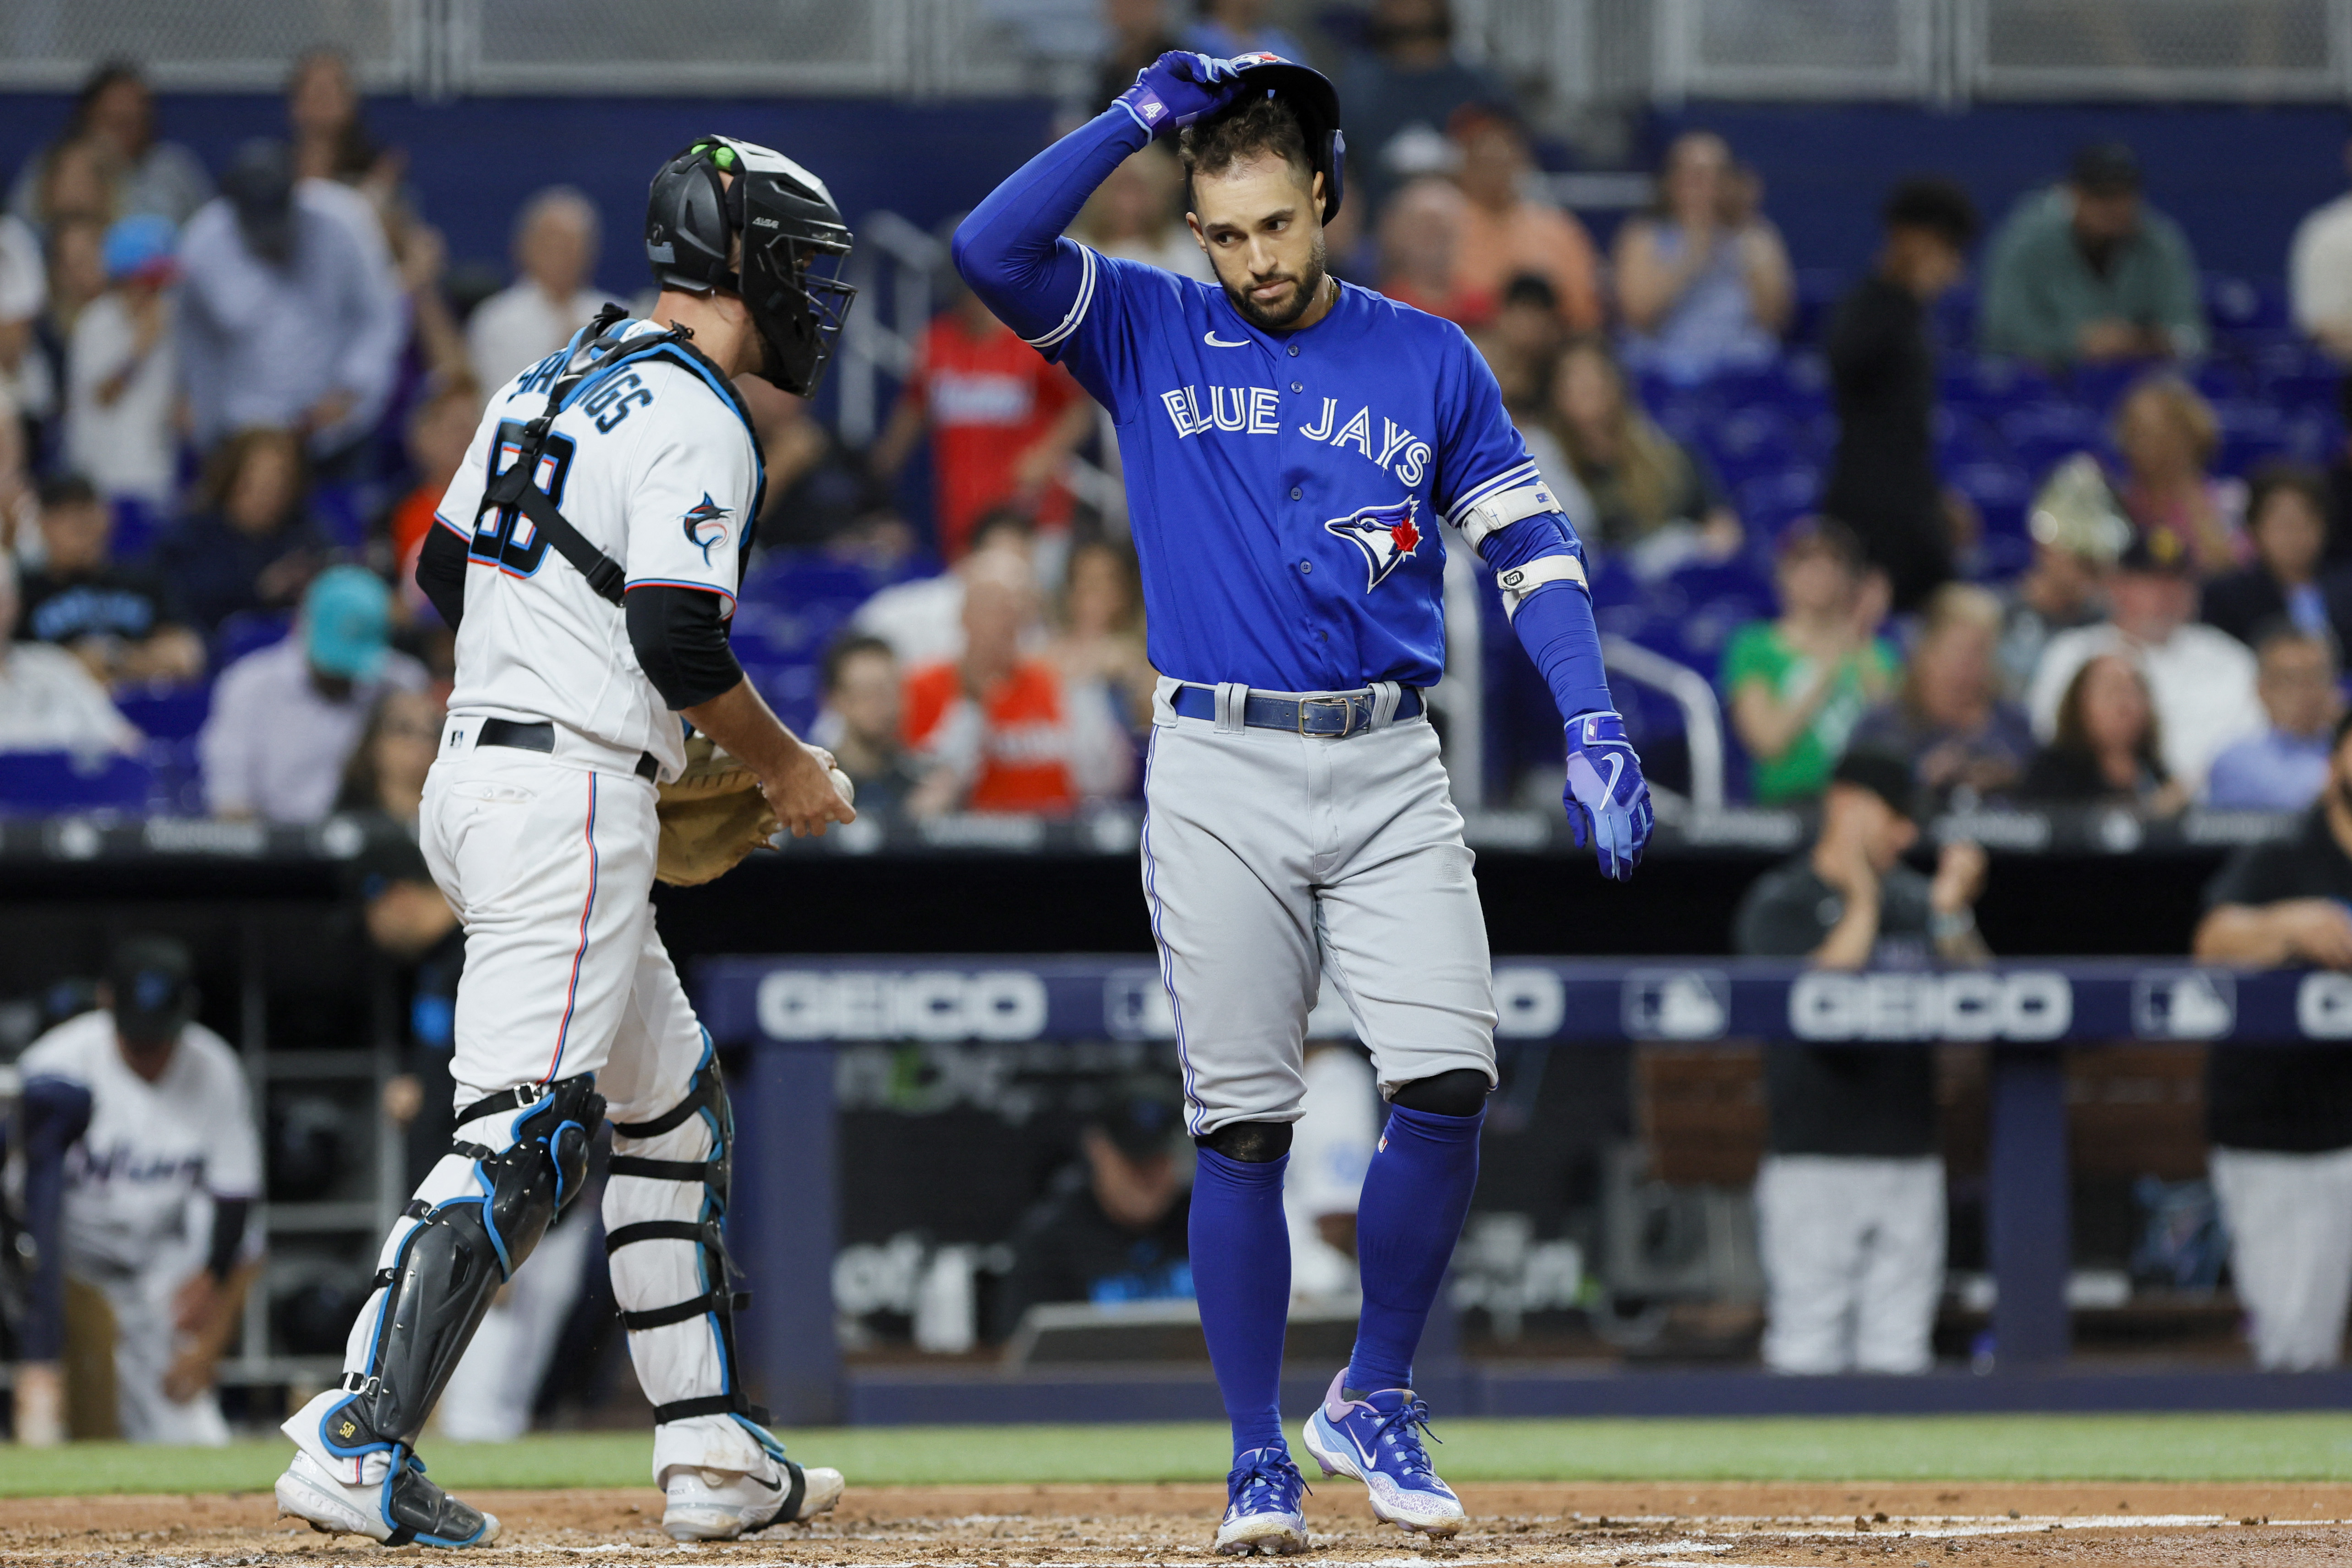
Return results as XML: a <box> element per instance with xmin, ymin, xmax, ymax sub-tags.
<box><xmin>1214</xmin><ymin>1445</ymin><xmax>1310</xmax><ymax>1556</ymax></box>
<box><xmin>1301</xmin><ymin>1374</ymin><xmax>1466</xmax><ymax>1536</ymax></box>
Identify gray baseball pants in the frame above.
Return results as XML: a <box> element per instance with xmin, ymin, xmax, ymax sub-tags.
<box><xmin>1140</xmin><ymin>677</ymin><xmax>1499</xmax><ymax>1136</ymax></box>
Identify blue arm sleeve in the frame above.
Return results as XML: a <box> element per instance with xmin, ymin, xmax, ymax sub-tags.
<box><xmin>952</xmin><ymin>107</ymin><xmax>1153</xmax><ymax>354</ymax></box>
<box><xmin>1480</xmin><ymin>512</ymin><xmax>1614</xmax><ymax>723</ymax></box>
<box><xmin>20</xmin><ymin>1075</ymin><xmax>93</xmax><ymax>1362</ymax></box>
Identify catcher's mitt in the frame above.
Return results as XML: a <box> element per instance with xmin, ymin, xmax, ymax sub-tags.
<box><xmin>655</xmin><ymin>733</ymin><xmax>779</xmax><ymax>886</ymax></box>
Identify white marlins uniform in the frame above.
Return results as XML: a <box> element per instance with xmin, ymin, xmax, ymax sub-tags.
<box><xmin>15</xmin><ymin>1012</ymin><xmax>260</xmax><ymax>1444</ymax></box>
<box><xmin>335</xmin><ymin>320</ymin><xmax>770</xmax><ymax>1481</ymax></box>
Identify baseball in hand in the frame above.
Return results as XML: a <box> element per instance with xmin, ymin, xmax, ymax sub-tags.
<box><xmin>829</xmin><ymin>766</ymin><xmax>855</xmax><ymax>806</ymax></box>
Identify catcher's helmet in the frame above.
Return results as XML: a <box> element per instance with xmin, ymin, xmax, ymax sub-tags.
<box><xmin>1222</xmin><ymin>53</ymin><xmax>1346</xmax><ymax>224</ymax></box>
<box><xmin>645</xmin><ymin>135</ymin><xmax>856</xmax><ymax>396</ymax></box>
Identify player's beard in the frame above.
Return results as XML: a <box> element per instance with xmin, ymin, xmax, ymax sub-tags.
<box><xmin>1224</xmin><ymin>233</ymin><xmax>1330</xmax><ymax>333</ymax></box>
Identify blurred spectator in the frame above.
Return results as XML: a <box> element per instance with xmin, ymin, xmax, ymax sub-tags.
<box><xmin>0</xmin><ymin>552</ymin><xmax>139</xmax><ymax>753</ymax></box>
<box><xmin>1472</xmin><ymin>273</ymin><xmax>1569</xmax><ymax>418</ymax></box>
<box><xmin>1723</xmin><ymin>519</ymin><xmax>1896</xmax><ymax>805</ymax></box>
<box><xmin>990</xmin><ymin>1073</ymin><xmax>1191</xmax><ymax>1340</ymax></box>
<box><xmin>11</xmin><ymin>936</ymin><xmax>261</xmax><ymax>1446</ymax></box>
<box><xmin>465</xmin><ymin>186</ymin><xmax>606</xmax><ymax>390</ymax></box>
<box><xmin>199</xmin><ymin>565</ymin><xmax>427</xmax><ymax>824</ymax></box>
<box><xmin>1995</xmin><ymin>454</ymin><xmax>2128</xmax><ymax>698</ymax></box>
<box><xmin>2028</xmin><ymin>533</ymin><xmax>2259</xmax><ymax>791</ymax></box>
<box><xmin>381</xmin><ymin>376</ymin><xmax>483</xmax><ymax>592</ymax></box>
<box><xmin>2111</xmin><ymin>372</ymin><xmax>2244</xmax><ymax>574</ymax></box>
<box><xmin>1339</xmin><ymin>0</ymin><xmax>1513</xmax><ymax>215</ymax></box>
<box><xmin>2204</xmin><ymin>626</ymin><xmax>2340</xmax><ymax>813</ymax></box>
<box><xmin>810</xmin><ymin>634</ymin><xmax>929</xmax><ymax>815</ymax></box>
<box><xmin>1447</xmin><ymin>108</ymin><xmax>1600</xmax><ymax>333</ymax></box>
<box><xmin>1095</xmin><ymin>0</ymin><xmax>1182</xmax><ymax>109</ymax></box>
<box><xmin>63</xmin><ymin>214</ymin><xmax>178</xmax><ymax>512</ymax></box>
<box><xmin>2192</xmin><ymin>715</ymin><xmax>2352</xmax><ymax>1368</ymax></box>
<box><xmin>1850</xmin><ymin>584</ymin><xmax>2034</xmax><ymax>812</ymax></box>
<box><xmin>155</xmin><ymin>428</ymin><xmax>332</xmax><ymax>635</ymax></box>
<box><xmin>1376</xmin><ymin>176</ymin><xmax>1488</xmax><ymax>327</ymax></box>
<box><xmin>287</xmin><ymin>49</ymin><xmax>401</xmax><ymax>213</ymax></box>
<box><xmin>23</xmin><ymin>136</ymin><xmax>112</xmax><ymax>233</ymax></box>
<box><xmin>852</xmin><ymin>509</ymin><xmax>1038</xmax><ymax>668</ymax></box>
<box><xmin>1614</xmin><ymin>131</ymin><xmax>1791</xmax><ymax>382</ymax></box>
<box><xmin>1285</xmin><ymin>1041</ymin><xmax>1377</xmax><ymax>1306</ymax></box>
<box><xmin>1538</xmin><ymin>338</ymin><xmax>1737</xmax><ymax>574</ymax></box>
<box><xmin>1179</xmin><ymin>0</ymin><xmax>1307</xmax><ymax>62</ymax></box>
<box><xmin>1049</xmin><ymin>537</ymin><xmax>1155</xmax><ymax>732</ymax></box>
<box><xmin>869</xmin><ymin>283</ymin><xmax>1091</xmax><ymax>561</ymax></box>
<box><xmin>2290</xmin><ymin>138</ymin><xmax>2352</xmax><ymax>361</ymax></box>
<box><xmin>2328</xmin><ymin>380</ymin><xmax>2352</xmax><ymax>571</ymax></box>
<box><xmin>2202</xmin><ymin>463</ymin><xmax>2352</xmax><ymax>651</ymax></box>
<box><xmin>6</xmin><ymin>64</ymin><xmax>211</xmax><ymax>229</ymax></box>
<box><xmin>1734</xmin><ymin>748</ymin><xmax>1989</xmax><ymax>1376</ymax></box>
<box><xmin>1979</xmin><ymin>142</ymin><xmax>2205</xmax><ymax>366</ymax></box>
<box><xmin>738</xmin><ymin>374</ymin><xmax>874</xmax><ymax>551</ymax></box>
<box><xmin>902</xmin><ymin>550</ymin><xmax>1130</xmax><ymax>814</ymax></box>
<box><xmin>0</xmin><ymin>208</ymin><xmax>49</xmax><ymax>438</ymax></box>
<box><xmin>1075</xmin><ymin>145</ymin><xmax>1212</xmax><ymax>281</ymax></box>
<box><xmin>176</xmin><ymin>139</ymin><xmax>405</xmax><ymax>460</ymax></box>
<box><xmin>2019</xmin><ymin>652</ymin><xmax>2187</xmax><ymax>816</ymax></box>
<box><xmin>1822</xmin><ymin>178</ymin><xmax>1980</xmax><ymax>613</ymax></box>
<box><xmin>16</xmin><ymin>476</ymin><xmax>202</xmax><ymax>685</ymax></box>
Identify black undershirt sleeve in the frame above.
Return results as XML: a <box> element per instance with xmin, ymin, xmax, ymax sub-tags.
<box><xmin>625</xmin><ymin>583</ymin><xmax>744</xmax><ymax>710</ymax></box>
<box><xmin>205</xmin><ymin>1196</ymin><xmax>251</xmax><ymax>1281</ymax></box>
<box><xmin>416</xmin><ymin>524</ymin><xmax>469</xmax><ymax>632</ymax></box>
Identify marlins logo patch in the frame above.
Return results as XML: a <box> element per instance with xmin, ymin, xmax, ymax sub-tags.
<box><xmin>682</xmin><ymin>494</ymin><xmax>732</xmax><ymax>565</ymax></box>
<box><xmin>1324</xmin><ymin>498</ymin><xmax>1422</xmax><ymax>591</ymax></box>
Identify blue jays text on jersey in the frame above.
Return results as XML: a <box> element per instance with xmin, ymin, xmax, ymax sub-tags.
<box><xmin>952</xmin><ymin>108</ymin><xmax>1591</xmax><ymax>699</ymax></box>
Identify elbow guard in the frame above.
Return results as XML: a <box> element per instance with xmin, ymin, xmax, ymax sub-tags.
<box><xmin>625</xmin><ymin>585</ymin><xmax>744</xmax><ymax>711</ymax></box>
<box><xmin>1456</xmin><ymin>479</ymin><xmax>1570</xmax><ymax>550</ymax></box>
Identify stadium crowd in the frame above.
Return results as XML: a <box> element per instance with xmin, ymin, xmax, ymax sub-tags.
<box><xmin>0</xmin><ymin>6</ymin><xmax>2347</xmax><ymax>831</ymax></box>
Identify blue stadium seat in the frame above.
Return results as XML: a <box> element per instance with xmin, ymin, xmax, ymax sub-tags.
<box><xmin>114</xmin><ymin>684</ymin><xmax>212</xmax><ymax>742</ymax></box>
<box><xmin>2204</xmin><ymin>274</ymin><xmax>2289</xmax><ymax>337</ymax></box>
<box><xmin>0</xmin><ymin>751</ymin><xmax>156</xmax><ymax>816</ymax></box>
<box><xmin>213</xmin><ymin>610</ymin><xmax>293</xmax><ymax>671</ymax></box>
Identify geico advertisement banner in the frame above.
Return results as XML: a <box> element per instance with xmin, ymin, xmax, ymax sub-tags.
<box><xmin>696</xmin><ymin>959</ymin><xmax>2331</xmax><ymax>1045</ymax></box>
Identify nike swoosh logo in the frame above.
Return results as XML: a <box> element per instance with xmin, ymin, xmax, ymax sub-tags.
<box><xmin>1203</xmin><ymin>331</ymin><xmax>1251</xmax><ymax>348</ymax></box>
<box><xmin>1598</xmin><ymin>753</ymin><xmax>1624</xmax><ymax>802</ymax></box>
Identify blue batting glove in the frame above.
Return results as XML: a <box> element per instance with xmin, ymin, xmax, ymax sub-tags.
<box><xmin>1116</xmin><ymin>51</ymin><xmax>1245</xmax><ymax>137</ymax></box>
<box><xmin>1563</xmin><ymin>711</ymin><xmax>1654</xmax><ymax>882</ymax></box>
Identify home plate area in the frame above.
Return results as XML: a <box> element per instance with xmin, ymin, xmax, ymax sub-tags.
<box><xmin>4</xmin><ymin>1484</ymin><xmax>2351</xmax><ymax>1567</ymax></box>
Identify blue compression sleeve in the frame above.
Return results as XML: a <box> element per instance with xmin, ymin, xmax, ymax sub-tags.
<box><xmin>19</xmin><ymin>1076</ymin><xmax>93</xmax><ymax>1362</ymax></box>
<box><xmin>1478</xmin><ymin>512</ymin><xmax>1614</xmax><ymax>721</ymax></box>
<box><xmin>1190</xmin><ymin>1147</ymin><xmax>1292</xmax><ymax>1456</ymax></box>
<box><xmin>952</xmin><ymin>107</ymin><xmax>1152</xmax><ymax>347</ymax></box>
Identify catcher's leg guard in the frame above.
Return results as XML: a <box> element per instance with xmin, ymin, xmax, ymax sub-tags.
<box><xmin>605</xmin><ymin>1045</ymin><xmax>788</xmax><ymax>1485</ymax></box>
<box><xmin>281</xmin><ymin>1076</ymin><xmax>602</xmax><ymax>1546</ymax></box>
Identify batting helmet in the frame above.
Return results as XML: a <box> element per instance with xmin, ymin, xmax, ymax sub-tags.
<box><xmin>1222</xmin><ymin>53</ymin><xmax>1346</xmax><ymax>224</ymax></box>
<box><xmin>645</xmin><ymin>135</ymin><xmax>857</xmax><ymax>397</ymax></box>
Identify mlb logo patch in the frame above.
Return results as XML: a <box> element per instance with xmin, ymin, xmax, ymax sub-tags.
<box><xmin>1324</xmin><ymin>498</ymin><xmax>1422</xmax><ymax>591</ymax></box>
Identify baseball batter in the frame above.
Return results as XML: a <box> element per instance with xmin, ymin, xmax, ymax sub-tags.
<box><xmin>273</xmin><ymin>137</ymin><xmax>858</xmax><ymax>1548</ymax></box>
<box><xmin>957</xmin><ymin>53</ymin><xmax>1654</xmax><ymax>1553</ymax></box>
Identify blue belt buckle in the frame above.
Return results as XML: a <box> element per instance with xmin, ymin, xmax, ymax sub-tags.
<box><xmin>1297</xmin><ymin>694</ymin><xmax>1357</xmax><ymax>738</ymax></box>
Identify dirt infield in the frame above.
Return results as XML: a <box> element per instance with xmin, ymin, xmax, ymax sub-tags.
<box><xmin>2</xmin><ymin>1482</ymin><xmax>2349</xmax><ymax>1565</ymax></box>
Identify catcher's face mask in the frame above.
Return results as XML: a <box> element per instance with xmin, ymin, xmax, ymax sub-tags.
<box><xmin>645</xmin><ymin>135</ymin><xmax>857</xmax><ymax>396</ymax></box>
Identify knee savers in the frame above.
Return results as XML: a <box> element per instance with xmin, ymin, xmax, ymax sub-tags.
<box><xmin>1197</xmin><ymin>1120</ymin><xmax>1292</xmax><ymax>1163</ymax></box>
<box><xmin>604</xmin><ymin>1051</ymin><xmax>769</xmax><ymax>1426</ymax></box>
<box><xmin>1390</xmin><ymin>1068</ymin><xmax>1490</xmax><ymax>1119</ymax></box>
<box><xmin>328</xmin><ymin>1074</ymin><xmax>603</xmax><ymax>1453</ymax></box>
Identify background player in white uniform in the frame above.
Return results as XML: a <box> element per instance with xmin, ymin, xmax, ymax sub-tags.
<box><xmin>10</xmin><ymin>937</ymin><xmax>261</xmax><ymax>1447</ymax></box>
<box><xmin>273</xmin><ymin>136</ymin><xmax>858</xmax><ymax>1549</ymax></box>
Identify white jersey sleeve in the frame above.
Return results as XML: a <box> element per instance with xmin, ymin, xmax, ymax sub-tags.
<box><xmin>620</xmin><ymin>375</ymin><xmax>759</xmax><ymax>615</ymax></box>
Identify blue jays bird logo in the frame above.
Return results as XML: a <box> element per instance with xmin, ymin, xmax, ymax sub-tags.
<box><xmin>1324</xmin><ymin>498</ymin><xmax>1423</xmax><ymax>591</ymax></box>
<box><xmin>682</xmin><ymin>494</ymin><xmax>731</xmax><ymax>566</ymax></box>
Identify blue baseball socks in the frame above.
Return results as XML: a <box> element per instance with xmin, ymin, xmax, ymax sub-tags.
<box><xmin>1190</xmin><ymin>1146</ymin><xmax>1292</xmax><ymax>1455</ymax></box>
<box><xmin>1345</xmin><ymin>1100</ymin><xmax>1485</xmax><ymax>1395</ymax></box>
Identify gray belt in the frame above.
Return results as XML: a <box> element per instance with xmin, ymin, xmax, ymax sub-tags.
<box><xmin>1169</xmin><ymin>683</ymin><xmax>1422</xmax><ymax>738</ymax></box>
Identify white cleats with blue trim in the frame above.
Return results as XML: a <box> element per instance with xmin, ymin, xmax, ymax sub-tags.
<box><xmin>274</xmin><ymin>1448</ymin><xmax>501</xmax><ymax>1548</ymax></box>
<box><xmin>662</xmin><ymin>1454</ymin><xmax>845</xmax><ymax>1541</ymax></box>
<box><xmin>1301</xmin><ymin>1373</ymin><xmax>1465</xmax><ymax>1537</ymax></box>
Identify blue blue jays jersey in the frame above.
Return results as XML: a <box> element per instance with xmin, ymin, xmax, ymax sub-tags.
<box><xmin>1029</xmin><ymin>249</ymin><xmax>1537</xmax><ymax>693</ymax></box>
